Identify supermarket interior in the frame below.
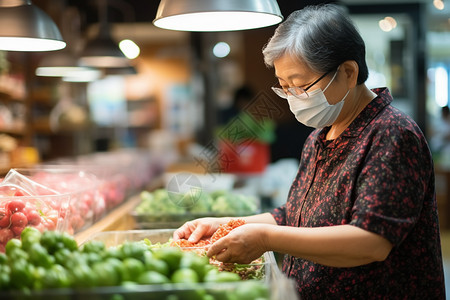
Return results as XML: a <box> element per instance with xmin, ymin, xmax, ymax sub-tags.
<box><xmin>0</xmin><ymin>0</ymin><xmax>450</xmax><ymax>298</ymax></box>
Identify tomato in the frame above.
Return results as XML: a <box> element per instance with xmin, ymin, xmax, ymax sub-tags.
<box><xmin>7</xmin><ymin>200</ymin><xmax>25</xmax><ymax>214</ymax></box>
<box><xmin>26</xmin><ymin>210</ymin><xmax>42</xmax><ymax>226</ymax></box>
<box><xmin>0</xmin><ymin>228</ymin><xmax>14</xmax><ymax>244</ymax></box>
<box><xmin>0</xmin><ymin>207</ymin><xmax>11</xmax><ymax>227</ymax></box>
<box><xmin>171</xmin><ymin>268</ymin><xmax>199</xmax><ymax>284</ymax></box>
<box><xmin>10</xmin><ymin>212</ymin><xmax>27</xmax><ymax>227</ymax></box>
<box><xmin>137</xmin><ymin>271</ymin><xmax>170</xmax><ymax>285</ymax></box>
<box><xmin>11</xmin><ymin>225</ymin><xmax>25</xmax><ymax>237</ymax></box>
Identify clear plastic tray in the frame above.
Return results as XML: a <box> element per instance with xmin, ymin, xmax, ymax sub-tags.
<box><xmin>0</xmin><ymin>168</ymin><xmax>102</xmax><ymax>251</ymax></box>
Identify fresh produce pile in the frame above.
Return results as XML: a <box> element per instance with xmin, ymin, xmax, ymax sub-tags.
<box><xmin>0</xmin><ymin>198</ymin><xmax>60</xmax><ymax>253</ymax></box>
<box><xmin>0</xmin><ymin>227</ymin><xmax>270</xmax><ymax>299</ymax></box>
<box><xmin>169</xmin><ymin>219</ymin><xmax>265</xmax><ymax>281</ymax></box>
<box><xmin>135</xmin><ymin>189</ymin><xmax>259</xmax><ymax>217</ymax></box>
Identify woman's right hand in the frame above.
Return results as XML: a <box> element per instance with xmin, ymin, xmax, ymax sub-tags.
<box><xmin>173</xmin><ymin>217</ymin><xmax>230</xmax><ymax>243</ymax></box>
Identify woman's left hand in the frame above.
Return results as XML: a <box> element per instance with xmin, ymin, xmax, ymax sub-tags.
<box><xmin>206</xmin><ymin>224</ymin><xmax>268</xmax><ymax>264</ymax></box>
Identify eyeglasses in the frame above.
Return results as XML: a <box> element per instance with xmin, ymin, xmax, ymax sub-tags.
<box><xmin>271</xmin><ymin>70</ymin><xmax>332</xmax><ymax>99</ymax></box>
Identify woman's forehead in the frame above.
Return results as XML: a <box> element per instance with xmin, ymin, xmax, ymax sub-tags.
<box><xmin>274</xmin><ymin>54</ymin><xmax>312</xmax><ymax>81</ymax></box>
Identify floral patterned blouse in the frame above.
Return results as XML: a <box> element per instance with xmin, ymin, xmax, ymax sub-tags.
<box><xmin>271</xmin><ymin>88</ymin><xmax>445</xmax><ymax>299</ymax></box>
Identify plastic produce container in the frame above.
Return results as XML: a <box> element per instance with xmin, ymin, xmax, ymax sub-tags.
<box><xmin>0</xmin><ymin>168</ymin><xmax>102</xmax><ymax>251</ymax></box>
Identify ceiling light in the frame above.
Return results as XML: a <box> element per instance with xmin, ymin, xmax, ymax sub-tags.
<box><xmin>79</xmin><ymin>33</ymin><xmax>130</xmax><ymax>68</ymax></box>
<box><xmin>119</xmin><ymin>39</ymin><xmax>140</xmax><ymax>59</ymax></box>
<box><xmin>153</xmin><ymin>0</ymin><xmax>283</xmax><ymax>32</ymax></box>
<box><xmin>213</xmin><ymin>42</ymin><xmax>230</xmax><ymax>58</ymax></box>
<box><xmin>79</xmin><ymin>0</ymin><xmax>130</xmax><ymax>68</ymax></box>
<box><xmin>36</xmin><ymin>51</ymin><xmax>102</xmax><ymax>81</ymax></box>
<box><xmin>433</xmin><ymin>0</ymin><xmax>445</xmax><ymax>11</ymax></box>
<box><xmin>379</xmin><ymin>16</ymin><xmax>397</xmax><ymax>32</ymax></box>
<box><xmin>0</xmin><ymin>0</ymin><xmax>65</xmax><ymax>51</ymax></box>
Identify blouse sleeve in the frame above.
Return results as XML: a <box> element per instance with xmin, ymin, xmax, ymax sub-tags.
<box><xmin>271</xmin><ymin>204</ymin><xmax>287</xmax><ymax>226</ymax></box>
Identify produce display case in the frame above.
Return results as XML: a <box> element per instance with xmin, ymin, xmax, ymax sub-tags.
<box><xmin>0</xmin><ymin>229</ymin><xmax>298</xmax><ymax>300</ymax></box>
<box><xmin>79</xmin><ymin>229</ymin><xmax>298</xmax><ymax>300</ymax></box>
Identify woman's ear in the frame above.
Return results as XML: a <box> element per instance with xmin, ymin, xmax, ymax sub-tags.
<box><xmin>341</xmin><ymin>60</ymin><xmax>359</xmax><ymax>89</ymax></box>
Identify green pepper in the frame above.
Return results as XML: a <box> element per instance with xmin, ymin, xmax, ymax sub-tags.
<box><xmin>20</xmin><ymin>226</ymin><xmax>42</xmax><ymax>250</ymax></box>
<box><xmin>9</xmin><ymin>259</ymin><xmax>34</xmax><ymax>289</ymax></box>
<box><xmin>70</xmin><ymin>264</ymin><xmax>97</xmax><ymax>288</ymax></box>
<box><xmin>29</xmin><ymin>243</ymin><xmax>54</xmax><ymax>269</ymax></box>
<box><xmin>42</xmin><ymin>264</ymin><xmax>71</xmax><ymax>289</ymax></box>
<box><xmin>0</xmin><ymin>264</ymin><xmax>10</xmax><ymax>289</ymax></box>
<box><xmin>144</xmin><ymin>254</ymin><xmax>170</xmax><ymax>277</ymax></box>
<box><xmin>179</xmin><ymin>251</ymin><xmax>210</xmax><ymax>280</ymax></box>
<box><xmin>81</xmin><ymin>240</ymin><xmax>105</xmax><ymax>253</ymax></box>
<box><xmin>92</xmin><ymin>262</ymin><xmax>120</xmax><ymax>286</ymax></box>
<box><xmin>171</xmin><ymin>268</ymin><xmax>199</xmax><ymax>284</ymax></box>
<box><xmin>137</xmin><ymin>271</ymin><xmax>170</xmax><ymax>285</ymax></box>
<box><xmin>152</xmin><ymin>247</ymin><xmax>183</xmax><ymax>274</ymax></box>
<box><xmin>121</xmin><ymin>257</ymin><xmax>145</xmax><ymax>282</ymax></box>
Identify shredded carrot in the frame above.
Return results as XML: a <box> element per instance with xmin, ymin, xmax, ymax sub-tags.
<box><xmin>171</xmin><ymin>219</ymin><xmax>246</xmax><ymax>248</ymax></box>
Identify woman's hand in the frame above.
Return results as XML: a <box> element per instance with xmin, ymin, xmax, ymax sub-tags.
<box><xmin>173</xmin><ymin>217</ymin><xmax>230</xmax><ymax>243</ymax></box>
<box><xmin>206</xmin><ymin>224</ymin><xmax>269</xmax><ymax>264</ymax></box>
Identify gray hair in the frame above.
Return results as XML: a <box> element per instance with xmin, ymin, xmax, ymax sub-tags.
<box><xmin>262</xmin><ymin>4</ymin><xmax>368</xmax><ymax>84</ymax></box>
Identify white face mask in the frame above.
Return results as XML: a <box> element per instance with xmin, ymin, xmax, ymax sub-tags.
<box><xmin>287</xmin><ymin>70</ymin><xmax>350</xmax><ymax>128</ymax></box>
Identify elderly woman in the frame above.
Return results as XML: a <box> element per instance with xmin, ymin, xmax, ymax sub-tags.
<box><xmin>174</xmin><ymin>4</ymin><xmax>445</xmax><ymax>298</ymax></box>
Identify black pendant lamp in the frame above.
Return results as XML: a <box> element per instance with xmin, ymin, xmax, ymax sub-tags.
<box><xmin>78</xmin><ymin>0</ymin><xmax>129</xmax><ymax>68</ymax></box>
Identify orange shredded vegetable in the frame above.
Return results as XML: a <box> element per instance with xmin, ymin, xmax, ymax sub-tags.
<box><xmin>171</xmin><ymin>218</ymin><xmax>246</xmax><ymax>248</ymax></box>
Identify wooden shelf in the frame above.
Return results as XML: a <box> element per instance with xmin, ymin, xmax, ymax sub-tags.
<box><xmin>74</xmin><ymin>195</ymin><xmax>140</xmax><ymax>245</ymax></box>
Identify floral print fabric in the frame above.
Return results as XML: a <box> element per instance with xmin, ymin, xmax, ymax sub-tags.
<box><xmin>271</xmin><ymin>88</ymin><xmax>445</xmax><ymax>299</ymax></box>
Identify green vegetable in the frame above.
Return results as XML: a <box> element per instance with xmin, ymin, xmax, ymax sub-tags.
<box><xmin>0</xmin><ymin>228</ymin><xmax>269</xmax><ymax>297</ymax></box>
<box><xmin>135</xmin><ymin>188</ymin><xmax>258</xmax><ymax>215</ymax></box>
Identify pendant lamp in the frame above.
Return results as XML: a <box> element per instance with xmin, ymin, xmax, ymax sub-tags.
<box><xmin>0</xmin><ymin>0</ymin><xmax>65</xmax><ymax>51</ymax></box>
<box><xmin>36</xmin><ymin>51</ymin><xmax>102</xmax><ymax>82</ymax></box>
<box><xmin>153</xmin><ymin>0</ymin><xmax>283</xmax><ymax>32</ymax></box>
<box><xmin>79</xmin><ymin>0</ymin><xmax>130</xmax><ymax>68</ymax></box>
<box><xmin>36</xmin><ymin>6</ymin><xmax>102</xmax><ymax>82</ymax></box>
